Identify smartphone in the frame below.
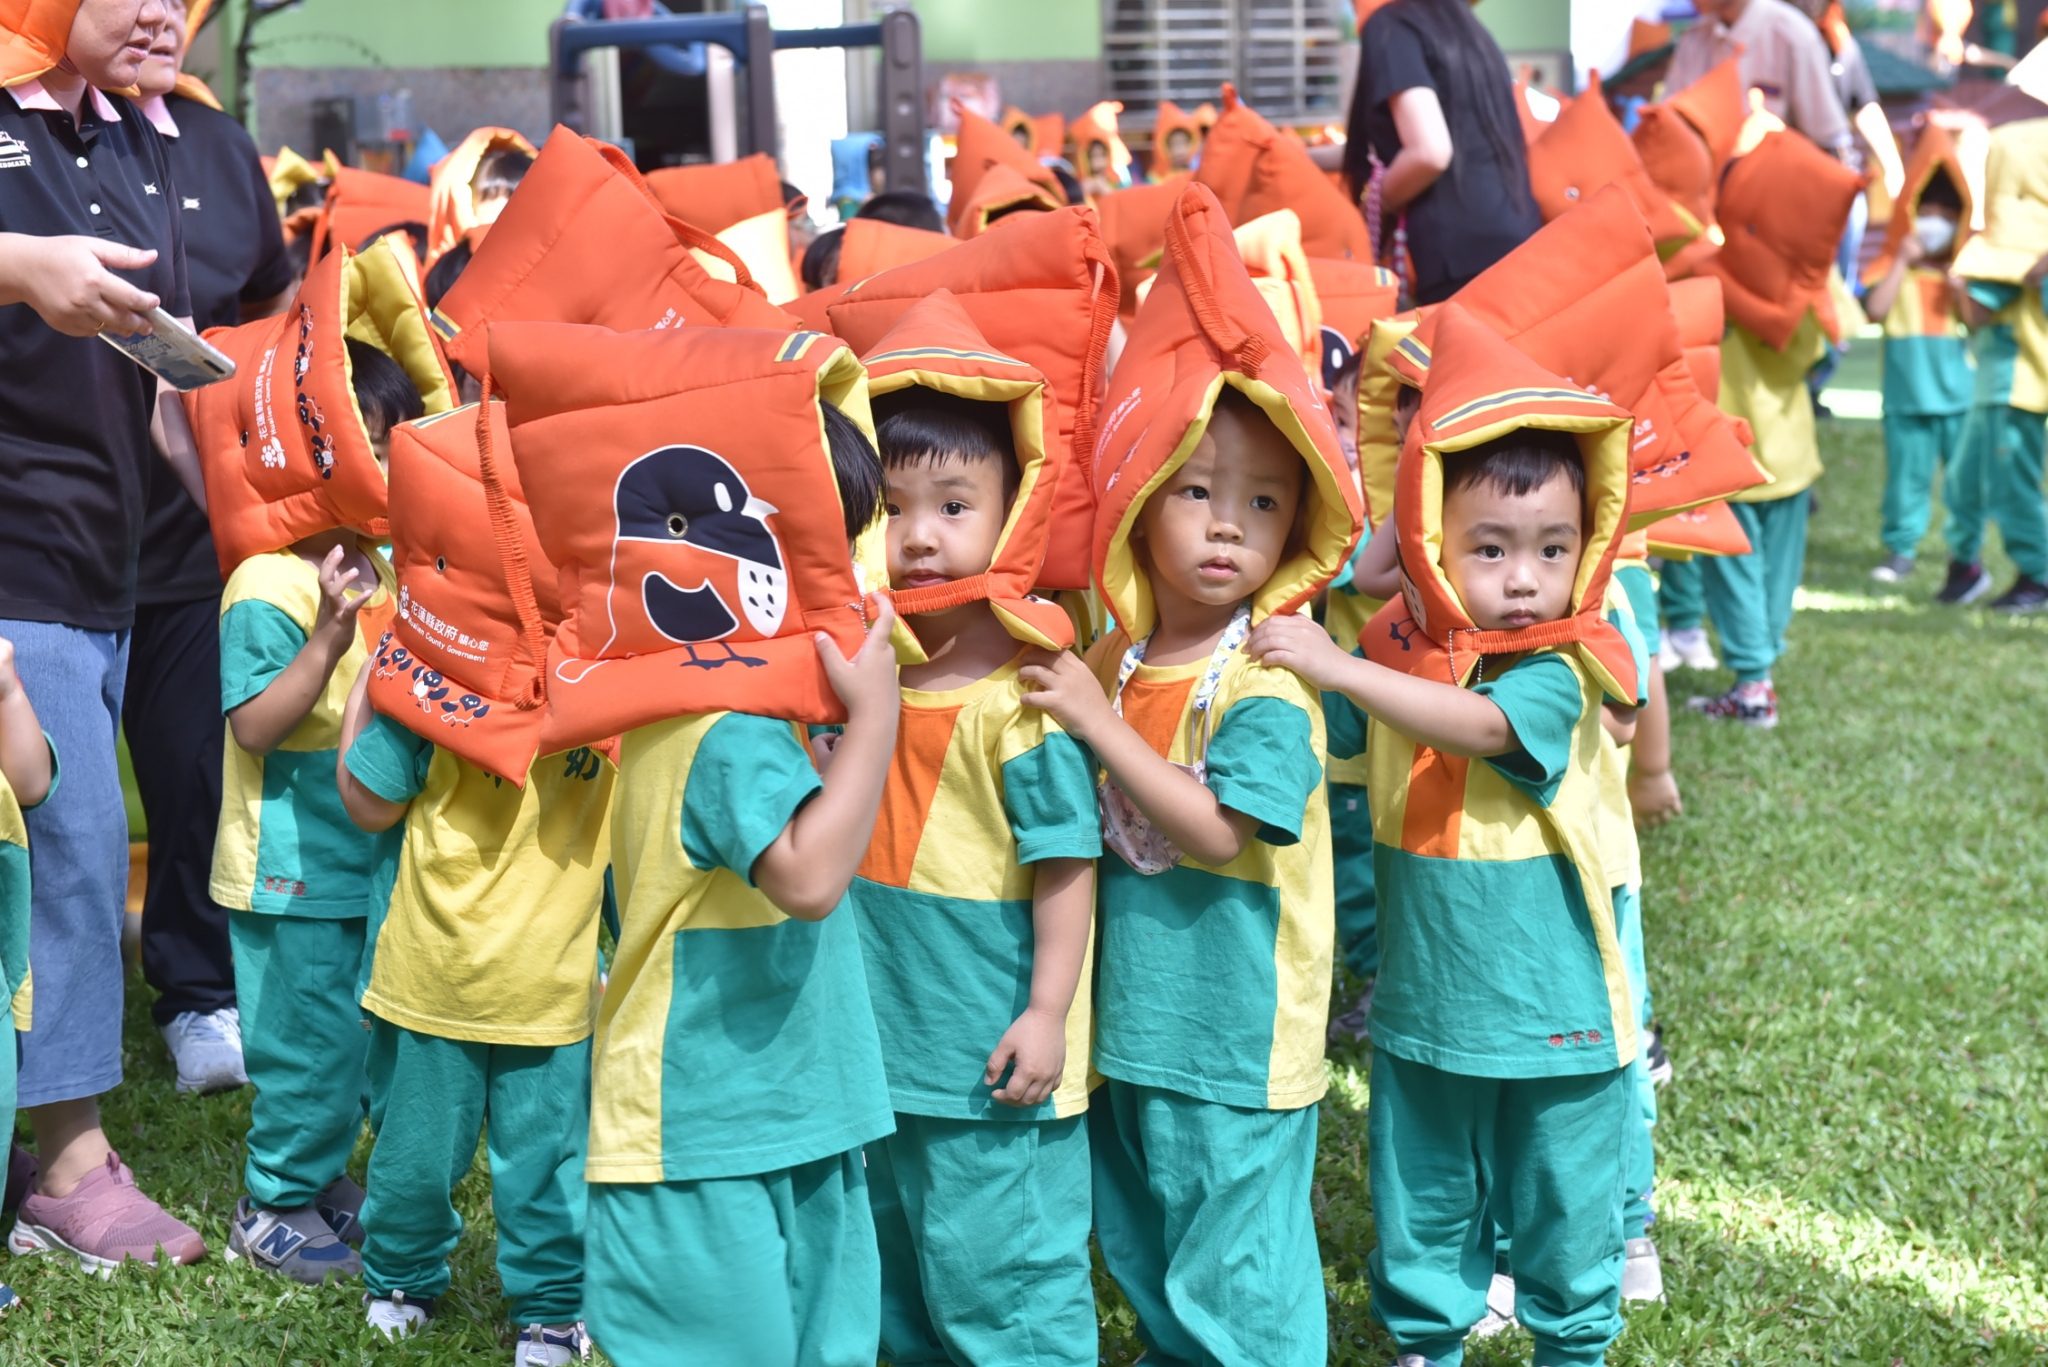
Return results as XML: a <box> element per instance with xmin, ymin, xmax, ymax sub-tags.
<box><xmin>99</xmin><ymin>306</ymin><xmax>236</xmax><ymax>391</ymax></box>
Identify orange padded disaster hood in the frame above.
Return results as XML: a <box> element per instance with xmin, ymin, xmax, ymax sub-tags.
<box><xmin>1699</xmin><ymin>129</ymin><xmax>1864</xmax><ymax>349</ymax></box>
<box><xmin>1096</xmin><ymin>179</ymin><xmax>1183</xmax><ymax>323</ymax></box>
<box><xmin>1386</xmin><ymin>185</ymin><xmax>1765</xmax><ymax>526</ymax></box>
<box><xmin>862</xmin><ymin>290</ymin><xmax>1073</xmax><ymax>650</ymax></box>
<box><xmin>425</xmin><ymin>127</ymin><xmax>536</xmax><ymax>264</ymax></box>
<box><xmin>1195</xmin><ymin>85</ymin><xmax>1373</xmax><ymax>261</ymax></box>
<box><xmin>825</xmin><ymin>205</ymin><xmax>1119</xmax><ymax>593</ymax></box>
<box><xmin>0</xmin><ymin>0</ymin><xmax>75</xmax><ymax>88</ymax></box>
<box><xmin>948</xmin><ymin>102</ymin><xmax>1065</xmax><ymax>236</ymax></box>
<box><xmin>1153</xmin><ymin>100</ymin><xmax>1205</xmax><ymax>180</ymax></box>
<box><xmin>836</xmin><ymin>216</ymin><xmax>956</xmax><ymax>283</ymax></box>
<box><xmin>1529</xmin><ymin>75</ymin><xmax>1701</xmax><ymax>246</ymax></box>
<box><xmin>953</xmin><ymin>162</ymin><xmax>1063</xmax><ymax>239</ymax></box>
<box><xmin>486</xmin><ymin>321</ymin><xmax>901</xmax><ymax>746</ymax></box>
<box><xmin>1863</xmin><ymin>121</ymin><xmax>1982</xmax><ymax>285</ymax></box>
<box><xmin>1071</xmin><ymin>100</ymin><xmax>1133</xmax><ymax>189</ymax></box>
<box><xmin>428</xmin><ymin>126</ymin><xmax>793</xmax><ymax>376</ymax></box>
<box><xmin>643</xmin><ymin>151</ymin><xmax>786</xmax><ymax>235</ymax></box>
<box><xmin>308</xmin><ymin>161</ymin><xmax>431</xmax><ymax>264</ymax></box>
<box><xmin>187</xmin><ymin>238</ymin><xmax>457</xmax><ymax>573</ymax></box>
<box><xmin>1310</xmin><ymin>256</ymin><xmax>1403</xmax><ymax>396</ymax></box>
<box><xmin>1632</xmin><ymin>56</ymin><xmax>1746</xmax><ymax>232</ymax></box>
<box><xmin>1362</xmin><ymin>304</ymin><xmax>1638</xmax><ymax>703</ymax></box>
<box><xmin>1092</xmin><ymin>182</ymin><xmax>1361</xmax><ymax>641</ymax></box>
<box><xmin>1645</xmin><ymin>274</ymin><xmax>1754</xmax><ymax>559</ymax></box>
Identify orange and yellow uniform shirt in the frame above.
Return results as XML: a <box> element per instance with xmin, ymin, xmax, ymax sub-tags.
<box><xmin>1882</xmin><ymin>269</ymin><xmax>1974</xmax><ymax>419</ymax></box>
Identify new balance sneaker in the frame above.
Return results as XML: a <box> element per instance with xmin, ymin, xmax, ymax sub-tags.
<box><xmin>7</xmin><ymin>1152</ymin><xmax>206</xmax><ymax>1274</ymax></box>
<box><xmin>1935</xmin><ymin>559</ymin><xmax>1993</xmax><ymax>605</ymax></box>
<box><xmin>225</xmin><ymin>1197</ymin><xmax>361</xmax><ymax>1284</ymax></box>
<box><xmin>1688</xmin><ymin>681</ymin><xmax>1778</xmax><ymax>729</ymax></box>
<box><xmin>1622</xmin><ymin>1236</ymin><xmax>1666</xmax><ymax>1302</ymax></box>
<box><xmin>1663</xmin><ymin>625</ymin><xmax>1719</xmax><ymax>672</ymax></box>
<box><xmin>366</xmin><ymin>1290</ymin><xmax>432</xmax><ymax>1341</ymax></box>
<box><xmin>1326</xmin><ymin>978</ymin><xmax>1375</xmax><ymax>1045</ymax></box>
<box><xmin>1990</xmin><ymin>574</ymin><xmax>2048</xmax><ymax>613</ymax></box>
<box><xmin>161</xmin><ymin>1008</ymin><xmax>247</xmax><ymax>1095</ymax></box>
<box><xmin>516</xmin><ymin>1321</ymin><xmax>594</xmax><ymax>1365</ymax></box>
<box><xmin>317</xmin><ymin>1174</ymin><xmax>367</xmax><ymax>1249</ymax></box>
<box><xmin>1645</xmin><ymin>1024</ymin><xmax>1674</xmax><ymax>1088</ymax></box>
<box><xmin>1869</xmin><ymin>553</ymin><xmax>1914</xmax><ymax>585</ymax></box>
<box><xmin>1470</xmin><ymin>1271</ymin><xmax>1517</xmax><ymax>1339</ymax></box>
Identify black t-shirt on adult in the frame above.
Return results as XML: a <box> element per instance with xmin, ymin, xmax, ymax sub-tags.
<box><xmin>0</xmin><ymin>85</ymin><xmax>189</xmax><ymax>631</ymax></box>
<box><xmin>136</xmin><ymin>94</ymin><xmax>293</xmax><ymax>606</ymax></box>
<box><xmin>1356</xmin><ymin>5</ymin><xmax>1542</xmax><ymax>304</ymax></box>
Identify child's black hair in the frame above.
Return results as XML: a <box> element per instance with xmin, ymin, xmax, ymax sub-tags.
<box><xmin>874</xmin><ymin>392</ymin><xmax>1020</xmax><ymax>500</ymax></box>
<box><xmin>285</xmin><ymin>231</ymin><xmax>313</xmax><ymax>286</ymax></box>
<box><xmin>473</xmin><ymin>148</ymin><xmax>532</xmax><ymax>203</ymax></box>
<box><xmin>1048</xmin><ymin>161</ymin><xmax>1087</xmax><ymax>206</ymax></box>
<box><xmin>802</xmin><ymin>227</ymin><xmax>844</xmax><ymax>291</ymax></box>
<box><xmin>346</xmin><ymin>337</ymin><xmax>426</xmax><ymax>442</ymax></box>
<box><xmin>1917</xmin><ymin>169</ymin><xmax>1963</xmax><ymax>214</ymax></box>
<box><xmin>1443</xmin><ymin>428</ymin><xmax>1585</xmax><ymax>501</ymax></box>
<box><xmin>283</xmin><ymin>180</ymin><xmax>328</xmax><ymax>216</ymax></box>
<box><xmin>854</xmin><ymin>189</ymin><xmax>945</xmax><ymax>234</ymax></box>
<box><xmin>357</xmin><ymin>220</ymin><xmax>431</xmax><ymax>265</ymax></box>
<box><xmin>424</xmin><ymin>238</ymin><xmax>473</xmax><ymax>311</ymax></box>
<box><xmin>822</xmin><ymin>402</ymin><xmax>884</xmax><ymax>541</ymax></box>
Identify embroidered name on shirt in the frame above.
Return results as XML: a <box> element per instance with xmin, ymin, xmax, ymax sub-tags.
<box><xmin>0</xmin><ymin>133</ymin><xmax>30</xmax><ymax>170</ymax></box>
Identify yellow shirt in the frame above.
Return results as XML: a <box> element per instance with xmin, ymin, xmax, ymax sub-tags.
<box><xmin>1722</xmin><ymin>317</ymin><xmax>1829</xmax><ymax>502</ymax></box>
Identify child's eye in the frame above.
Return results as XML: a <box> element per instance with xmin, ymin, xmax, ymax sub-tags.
<box><xmin>1476</xmin><ymin>545</ymin><xmax>1504</xmax><ymax>560</ymax></box>
<box><xmin>1251</xmin><ymin>494</ymin><xmax>1279</xmax><ymax>512</ymax></box>
<box><xmin>1543</xmin><ymin>544</ymin><xmax>1569</xmax><ymax>560</ymax></box>
<box><xmin>942</xmin><ymin>501</ymin><xmax>969</xmax><ymax>517</ymax></box>
<box><xmin>1181</xmin><ymin>484</ymin><xmax>1210</xmax><ymax>501</ymax></box>
<box><xmin>884</xmin><ymin>503</ymin><xmax>901</xmax><ymax>518</ymax></box>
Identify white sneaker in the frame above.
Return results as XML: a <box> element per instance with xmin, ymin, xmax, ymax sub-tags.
<box><xmin>1656</xmin><ymin>638</ymin><xmax>1681</xmax><ymax>674</ymax></box>
<box><xmin>365</xmin><ymin>1290</ymin><xmax>430</xmax><ymax>1340</ymax></box>
<box><xmin>161</xmin><ymin>1008</ymin><xmax>247</xmax><ymax>1095</ymax></box>
<box><xmin>1664</xmin><ymin>626</ymin><xmax>1719</xmax><ymax>673</ymax></box>
<box><xmin>1622</xmin><ymin>1236</ymin><xmax>1666</xmax><ymax>1302</ymax></box>
<box><xmin>516</xmin><ymin>1321</ymin><xmax>593</xmax><ymax>1364</ymax></box>
<box><xmin>1470</xmin><ymin>1270</ymin><xmax>1517</xmax><ymax>1338</ymax></box>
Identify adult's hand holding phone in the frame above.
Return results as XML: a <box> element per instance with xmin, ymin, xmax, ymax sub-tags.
<box><xmin>0</xmin><ymin>232</ymin><xmax>161</xmax><ymax>337</ymax></box>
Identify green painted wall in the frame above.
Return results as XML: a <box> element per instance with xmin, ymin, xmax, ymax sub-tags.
<box><xmin>1474</xmin><ymin>0</ymin><xmax>1571</xmax><ymax>52</ymax></box>
<box><xmin>910</xmin><ymin>0</ymin><xmax>1101</xmax><ymax>63</ymax></box>
<box><xmin>239</xmin><ymin>0</ymin><xmax>564</xmax><ymax>70</ymax></box>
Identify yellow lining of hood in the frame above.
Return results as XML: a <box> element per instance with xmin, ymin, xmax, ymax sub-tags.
<box><xmin>342</xmin><ymin>238</ymin><xmax>457</xmax><ymax>423</ymax></box>
<box><xmin>814</xmin><ymin>345</ymin><xmax>927</xmax><ymax>666</ymax></box>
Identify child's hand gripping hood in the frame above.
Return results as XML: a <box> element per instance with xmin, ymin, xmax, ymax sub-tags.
<box><xmin>185</xmin><ymin>237</ymin><xmax>456</xmax><ymax>574</ymax></box>
<box><xmin>860</xmin><ymin>290</ymin><xmax>1074</xmax><ymax>650</ymax></box>
<box><xmin>1092</xmin><ymin>181</ymin><xmax>1362</xmax><ymax>640</ymax></box>
<box><xmin>1362</xmin><ymin>305</ymin><xmax>1639</xmax><ymax>705</ymax></box>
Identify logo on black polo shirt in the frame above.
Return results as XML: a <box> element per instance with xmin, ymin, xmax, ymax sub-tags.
<box><xmin>0</xmin><ymin>133</ymin><xmax>29</xmax><ymax>171</ymax></box>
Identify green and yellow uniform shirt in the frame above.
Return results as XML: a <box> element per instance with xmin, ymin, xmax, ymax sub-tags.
<box><xmin>1723</xmin><ymin>317</ymin><xmax>1831</xmax><ymax>502</ymax></box>
<box><xmin>1087</xmin><ymin>635</ymin><xmax>1332</xmax><ymax>1112</ymax></box>
<box><xmin>212</xmin><ymin>549</ymin><xmax>400</xmax><ymax>918</ymax></box>
<box><xmin>1882</xmin><ymin>269</ymin><xmax>1975</xmax><ymax>418</ymax></box>
<box><xmin>588</xmin><ymin>712</ymin><xmax>892</xmax><ymax>1184</ymax></box>
<box><xmin>344</xmin><ymin>714</ymin><xmax>615</xmax><ymax>1046</ymax></box>
<box><xmin>850</xmin><ymin>659</ymin><xmax>1101</xmax><ymax>1122</ymax></box>
<box><xmin>1595</xmin><ymin>586</ymin><xmax>1652</xmax><ymax>895</ymax></box>
<box><xmin>0</xmin><ymin>736</ymin><xmax>55</xmax><ymax>1031</ymax></box>
<box><xmin>1322</xmin><ymin>583</ymin><xmax>1381</xmax><ymax>789</ymax></box>
<box><xmin>1966</xmin><ymin>281</ymin><xmax>2048</xmax><ymax>416</ymax></box>
<box><xmin>1338</xmin><ymin>652</ymin><xmax>1635</xmax><ymax>1078</ymax></box>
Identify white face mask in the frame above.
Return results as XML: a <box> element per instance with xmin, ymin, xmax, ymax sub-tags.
<box><xmin>1914</xmin><ymin>214</ymin><xmax>1957</xmax><ymax>259</ymax></box>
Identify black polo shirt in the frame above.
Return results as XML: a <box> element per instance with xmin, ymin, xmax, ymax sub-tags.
<box><xmin>136</xmin><ymin>93</ymin><xmax>294</xmax><ymax>607</ymax></box>
<box><xmin>0</xmin><ymin>82</ymin><xmax>189</xmax><ymax>631</ymax></box>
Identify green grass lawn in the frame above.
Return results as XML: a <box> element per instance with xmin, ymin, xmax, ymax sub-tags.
<box><xmin>9</xmin><ymin>387</ymin><xmax>2048</xmax><ymax>1364</ymax></box>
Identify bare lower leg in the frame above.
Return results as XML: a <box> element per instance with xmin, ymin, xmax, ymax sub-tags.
<box><xmin>26</xmin><ymin>1097</ymin><xmax>111</xmax><ymax>1198</ymax></box>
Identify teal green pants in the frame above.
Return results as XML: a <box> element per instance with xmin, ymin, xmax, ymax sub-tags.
<box><xmin>1944</xmin><ymin>405</ymin><xmax>2048</xmax><ymax>580</ymax></box>
<box><xmin>1368</xmin><ymin>1051</ymin><xmax>1628</xmax><ymax>1367</ymax></box>
<box><xmin>584</xmin><ymin>1151</ymin><xmax>879</xmax><ymax>1367</ymax></box>
<box><xmin>1330</xmin><ymin>781</ymin><xmax>1378</xmax><ymax>979</ymax></box>
<box><xmin>1699</xmin><ymin>491</ymin><xmax>1811</xmax><ymax>684</ymax></box>
<box><xmin>1090</xmin><ymin>1080</ymin><xmax>1324</xmax><ymax>1366</ymax></box>
<box><xmin>1657</xmin><ymin>558</ymin><xmax>1703</xmax><ymax>633</ymax></box>
<box><xmin>868</xmin><ymin>1112</ymin><xmax>1095</xmax><ymax>1365</ymax></box>
<box><xmin>1613</xmin><ymin>887</ymin><xmax>1658</xmax><ymax>1242</ymax></box>
<box><xmin>1880</xmin><ymin>411</ymin><xmax>1965</xmax><ymax>559</ymax></box>
<box><xmin>359</xmin><ymin>1019</ymin><xmax>588</xmax><ymax>1324</ymax></box>
<box><xmin>230</xmin><ymin>913</ymin><xmax>368</xmax><ymax>1209</ymax></box>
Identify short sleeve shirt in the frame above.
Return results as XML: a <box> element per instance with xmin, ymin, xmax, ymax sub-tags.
<box><xmin>0</xmin><ymin>83</ymin><xmax>189</xmax><ymax>630</ymax></box>
<box><xmin>138</xmin><ymin>94</ymin><xmax>295</xmax><ymax>606</ymax></box>
<box><xmin>211</xmin><ymin>548</ymin><xmax>400</xmax><ymax>918</ymax></box>
<box><xmin>1356</xmin><ymin>5</ymin><xmax>1542</xmax><ymax>302</ymax></box>
<box><xmin>588</xmin><ymin>711</ymin><xmax>893</xmax><ymax>1184</ymax></box>
<box><xmin>1665</xmin><ymin>0</ymin><xmax>1850</xmax><ymax>151</ymax></box>
<box><xmin>345</xmin><ymin>715</ymin><xmax>615</xmax><ymax>1046</ymax></box>
<box><xmin>849</xmin><ymin>659</ymin><xmax>1102</xmax><ymax>1123</ymax></box>
<box><xmin>1086</xmin><ymin>634</ymin><xmax>1333</xmax><ymax>1111</ymax></box>
<box><xmin>1881</xmin><ymin>269</ymin><xmax>1974</xmax><ymax>418</ymax></box>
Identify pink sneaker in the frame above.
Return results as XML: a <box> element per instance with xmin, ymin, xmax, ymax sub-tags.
<box><xmin>7</xmin><ymin>1152</ymin><xmax>206</xmax><ymax>1275</ymax></box>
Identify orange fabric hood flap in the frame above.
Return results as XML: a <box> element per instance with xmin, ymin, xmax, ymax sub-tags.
<box><xmin>1310</xmin><ymin>256</ymin><xmax>1403</xmax><ymax>358</ymax></box>
<box><xmin>0</xmin><ymin>0</ymin><xmax>77</xmax><ymax>88</ymax></box>
<box><xmin>486</xmin><ymin>321</ymin><xmax>895</xmax><ymax>746</ymax></box>
<box><xmin>1530</xmin><ymin>76</ymin><xmax>1702</xmax><ymax>244</ymax></box>
<box><xmin>1092</xmin><ymin>182</ymin><xmax>1361</xmax><ymax>641</ymax></box>
<box><xmin>426</xmin><ymin>127</ymin><xmax>536</xmax><ymax>265</ymax></box>
<box><xmin>1229</xmin><ymin>210</ymin><xmax>1323</xmax><ymax>377</ymax></box>
<box><xmin>1362</xmin><ymin>304</ymin><xmax>1638</xmax><ymax>703</ymax></box>
<box><xmin>429</xmin><ymin>127</ymin><xmax>794</xmax><ymax>375</ymax></box>
<box><xmin>1096</xmin><ymin>179</ymin><xmax>1183</xmax><ymax>322</ymax></box>
<box><xmin>309</xmin><ymin>163</ymin><xmax>431</xmax><ymax>264</ymax></box>
<box><xmin>1643</xmin><ymin>498</ymin><xmax>1752</xmax><ymax>560</ymax></box>
<box><xmin>1071</xmin><ymin>100</ymin><xmax>1133</xmax><ymax>189</ymax></box>
<box><xmin>1668</xmin><ymin>275</ymin><xmax>1727</xmax><ymax>397</ymax></box>
<box><xmin>954</xmin><ymin>163</ymin><xmax>1063</xmax><ymax>240</ymax></box>
<box><xmin>1195</xmin><ymin>85</ymin><xmax>1373</xmax><ymax>261</ymax></box>
<box><xmin>1699</xmin><ymin>130</ymin><xmax>1864</xmax><ymax>349</ymax></box>
<box><xmin>825</xmin><ymin>205</ymin><xmax>1120</xmax><ymax>593</ymax></box>
<box><xmin>948</xmin><ymin>102</ymin><xmax>1066</xmax><ymax>237</ymax></box>
<box><xmin>1387</xmin><ymin>185</ymin><xmax>1764</xmax><ymax>524</ymax></box>
<box><xmin>187</xmin><ymin>238</ymin><xmax>457</xmax><ymax>573</ymax></box>
<box><xmin>1152</xmin><ymin>100</ymin><xmax>1205</xmax><ymax>181</ymax></box>
<box><xmin>644</xmin><ymin>152</ymin><xmax>786</xmax><ymax>235</ymax></box>
<box><xmin>1632</xmin><ymin>56</ymin><xmax>1745</xmax><ymax>229</ymax></box>
<box><xmin>837</xmin><ymin>217</ymin><xmax>957</xmax><ymax>282</ymax></box>
<box><xmin>1864</xmin><ymin>122</ymin><xmax>1984</xmax><ymax>285</ymax></box>
<box><xmin>862</xmin><ymin>291</ymin><xmax>1073</xmax><ymax>650</ymax></box>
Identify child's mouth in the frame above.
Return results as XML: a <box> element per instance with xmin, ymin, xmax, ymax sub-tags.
<box><xmin>1501</xmin><ymin>609</ymin><xmax>1538</xmax><ymax>628</ymax></box>
<box><xmin>1198</xmin><ymin>558</ymin><xmax>1238</xmax><ymax>580</ymax></box>
<box><xmin>899</xmin><ymin>569</ymin><xmax>950</xmax><ymax>588</ymax></box>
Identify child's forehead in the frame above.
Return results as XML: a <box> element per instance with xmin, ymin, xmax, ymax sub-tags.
<box><xmin>1441</xmin><ymin>467</ymin><xmax>1583</xmax><ymax>521</ymax></box>
<box><xmin>1196</xmin><ymin>400</ymin><xmax>1303</xmax><ymax>473</ymax></box>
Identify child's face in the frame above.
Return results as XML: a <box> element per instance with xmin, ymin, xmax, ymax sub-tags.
<box><xmin>1166</xmin><ymin>128</ymin><xmax>1194</xmax><ymax>170</ymax></box>
<box><xmin>883</xmin><ymin>454</ymin><xmax>1011</xmax><ymax>604</ymax></box>
<box><xmin>1438</xmin><ymin>467</ymin><xmax>1582</xmax><ymax>632</ymax></box>
<box><xmin>1135</xmin><ymin>401</ymin><xmax>1304</xmax><ymax>616</ymax></box>
<box><xmin>1913</xmin><ymin>202</ymin><xmax>1960</xmax><ymax>263</ymax></box>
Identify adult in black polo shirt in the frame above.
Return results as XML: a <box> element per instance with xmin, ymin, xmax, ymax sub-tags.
<box><xmin>123</xmin><ymin>0</ymin><xmax>293</xmax><ymax>1098</ymax></box>
<box><xmin>0</xmin><ymin>0</ymin><xmax>209</xmax><ymax>1266</ymax></box>
<box><xmin>1343</xmin><ymin>0</ymin><xmax>1542</xmax><ymax>304</ymax></box>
